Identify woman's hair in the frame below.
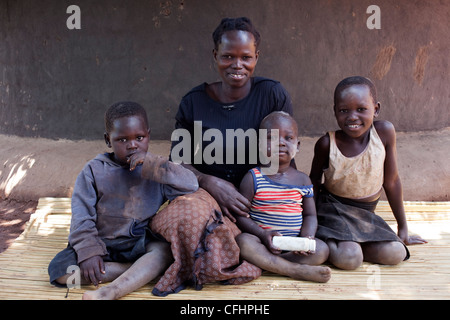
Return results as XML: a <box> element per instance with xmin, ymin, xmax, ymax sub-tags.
<box><xmin>104</xmin><ymin>101</ymin><xmax>148</xmax><ymax>133</ymax></box>
<box><xmin>334</xmin><ymin>76</ymin><xmax>378</xmax><ymax>105</ymax></box>
<box><xmin>212</xmin><ymin>17</ymin><xmax>261</xmax><ymax>50</ymax></box>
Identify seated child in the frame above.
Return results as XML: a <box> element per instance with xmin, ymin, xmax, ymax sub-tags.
<box><xmin>235</xmin><ymin>111</ymin><xmax>331</xmax><ymax>283</ymax></box>
<box><xmin>310</xmin><ymin>76</ymin><xmax>426</xmax><ymax>270</ymax></box>
<box><xmin>48</xmin><ymin>101</ymin><xmax>198</xmax><ymax>299</ymax></box>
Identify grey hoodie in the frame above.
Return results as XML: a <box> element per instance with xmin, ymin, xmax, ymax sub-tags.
<box><xmin>69</xmin><ymin>152</ymin><xmax>198</xmax><ymax>263</ymax></box>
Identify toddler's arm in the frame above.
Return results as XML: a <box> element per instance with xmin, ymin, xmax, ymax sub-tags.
<box><xmin>299</xmin><ymin>193</ymin><xmax>318</xmax><ymax>239</ymax></box>
<box><xmin>235</xmin><ymin>215</ymin><xmax>282</xmax><ymax>254</ymax></box>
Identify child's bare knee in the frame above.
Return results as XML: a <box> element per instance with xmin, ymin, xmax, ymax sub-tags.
<box><xmin>236</xmin><ymin>233</ymin><xmax>258</xmax><ymax>246</ymax></box>
<box><xmin>341</xmin><ymin>251</ymin><xmax>363</xmax><ymax>270</ymax></box>
<box><xmin>381</xmin><ymin>242</ymin><xmax>407</xmax><ymax>265</ymax></box>
<box><xmin>55</xmin><ymin>274</ymin><xmax>69</xmax><ymax>286</ymax></box>
<box><xmin>146</xmin><ymin>241</ymin><xmax>170</xmax><ymax>256</ymax></box>
<box><xmin>331</xmin><ymin>242</ymin><xmax>363</xmax><ymax>270</ymax></box>
<box><xmin>314</xmin><ymin>239</ymin><xmax>330</xmax><ymax>263</ymax></box>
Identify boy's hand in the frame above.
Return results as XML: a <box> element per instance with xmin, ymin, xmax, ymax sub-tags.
<box><xmin>127</xmin><ymin>151</ymin><xmax>147</xmax><ymax>171</ymax></box>
<box><xmin>79</xmin><ymin>255</ymin><xmax>105</xmax><ymax>286</ymax></box>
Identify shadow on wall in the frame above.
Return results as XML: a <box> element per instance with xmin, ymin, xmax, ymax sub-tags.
<box><xmin>0</xmin><ymin>155</ymin><xmax>36</xmax><ymax>199</ymax></box>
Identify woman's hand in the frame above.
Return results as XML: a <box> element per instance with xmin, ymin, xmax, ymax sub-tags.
<box><xmin>200</xmin><ymin>174</ymin><xmax>251</xmax><ymax>222</ymax></box>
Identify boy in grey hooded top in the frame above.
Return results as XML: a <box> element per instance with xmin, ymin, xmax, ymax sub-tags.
<box><xmin>48</xmin><ymin>101</ymin><xmax>198</xmax><ymax>299</ymax></box>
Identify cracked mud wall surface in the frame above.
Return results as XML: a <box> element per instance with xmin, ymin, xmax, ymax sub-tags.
<box><xmin>1</xmin><ymin>0</ymin><xmax>449</xmax><ymax>140</ymax></box>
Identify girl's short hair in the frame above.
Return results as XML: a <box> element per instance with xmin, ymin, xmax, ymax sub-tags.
<box><xmin>334</xmin><ymin>76</ymin><xmax>378</xmax><ymax>105</ymax></box>
<box><xmin>212</xmin><ymin>17</ymin><xmax>261</xmax><ymax>50</ymax></box>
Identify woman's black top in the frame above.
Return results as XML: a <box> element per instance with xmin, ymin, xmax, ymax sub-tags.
<box><xmin>171</xmin><ymin>77</ymin><xmax>293</xmax><ymax>187</ymax></box>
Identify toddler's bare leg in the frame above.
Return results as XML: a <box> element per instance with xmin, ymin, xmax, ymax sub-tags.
<box><xmin>236</xmin><ymin>233</ymin><xmax>331</xmax><ymax>283</ymax></box>
<box><xmin>361</xmin><ymin>241</ymin><xmax>406</xmax><ymax>265</ymax></box>
<box><xmin>281</xmin><ymin>238</ymin><xmax>329</xmax><ymax>266</ymax></box>
<box><xmin>82</xmin><ymin>241</ymin><xmax>173</xmax><ymax>300</ymax></box>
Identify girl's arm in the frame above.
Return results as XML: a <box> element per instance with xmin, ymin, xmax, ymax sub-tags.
<box><xmin>377</xmin><ymin>121</ymin><xmax>427</xmax><ymax>245</ymax></box>
<box><xmin>309</xmin><ymin>134</ymin><xmax>330</xmax><ymax>200</ymax></box>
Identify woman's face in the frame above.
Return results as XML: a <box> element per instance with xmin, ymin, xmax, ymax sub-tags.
<box><xmin>213</xmin><ymin>30</ymin><xmax>259</xmax><ymax>89</ymax></box>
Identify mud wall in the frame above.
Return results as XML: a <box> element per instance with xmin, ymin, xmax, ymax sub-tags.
<box><xmin>1</xmin><ymin>0</ymin><xmax>449</xmax><ymax>140</ymax></box>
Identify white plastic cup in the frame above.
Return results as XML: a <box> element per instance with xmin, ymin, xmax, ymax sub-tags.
<box><xmin>272</xmin><ymin>236</ymin><xmax>316</xmax><ymax>252</ymax></box>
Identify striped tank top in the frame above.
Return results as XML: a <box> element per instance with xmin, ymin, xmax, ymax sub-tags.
<box><xmin>248</xmin><ymin>167</ymin><xmax>314</xmax><ymax>237</ymax></box>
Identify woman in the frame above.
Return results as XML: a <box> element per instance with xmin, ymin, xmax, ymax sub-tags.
<box><xmin>150</xmin><ymin>17</ymin><xmax>293</xmax><ymax>296</ymax></box>
<box><xmin>173</xmin><ymin>17</ymin><xmax>293</xmax><ymax>220</ymax></box>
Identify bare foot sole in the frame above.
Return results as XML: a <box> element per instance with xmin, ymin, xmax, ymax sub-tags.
<box><xmin>291</xmin><ymin>265</ymin><xmax>331</xmax><ymax>283</ymax></box>
<box><xmin>82</xmin><ymin>285</ymin><xmax>119</xmax><ymax>300</ymax></box>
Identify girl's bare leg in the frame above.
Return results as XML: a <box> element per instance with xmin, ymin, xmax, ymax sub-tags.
<box><xmin>361</xmin><ymin>241</ymin><xmax>406</xmax><ymax>265</ymax></box>
<box><xmin>327</xmin><ymin>240</ymin><xmax>363</xmax><ymax>270</ymax></box>
<box><xmin>82</xmin><ymin>241</ymin><xmax>173</xmax><ymax>300</ymax></box>
<box><xmin>236</xmin><ymin>233</ymin><xmax>331</xmax><ymax>283</ymax></box>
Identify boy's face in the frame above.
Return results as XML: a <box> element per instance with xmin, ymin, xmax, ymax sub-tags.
<box><xmin>104</xmin><ymin>115</ymin><xmax>150</xmax><ymax>166</ymax></box>
<box><xmin>334</xmin><ymin>85</ymin><xmax>380</xmax><ymax>138</ymax></box>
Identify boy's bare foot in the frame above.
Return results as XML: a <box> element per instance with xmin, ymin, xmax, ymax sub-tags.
<box><xmin>82</xmin><ymin>284</ymin><xmax>119</xmax><ymax>300</ymax></box>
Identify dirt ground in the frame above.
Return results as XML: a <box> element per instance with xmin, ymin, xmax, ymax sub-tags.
<box><xmin>0</xmin><ymin>199</ymin><xmax>37</xmax><ymax>253</ymax></box>
<box><xmin>1</xmin><ymin>128</ymin><xmax>449</xmax><ymax>253</ymax></box>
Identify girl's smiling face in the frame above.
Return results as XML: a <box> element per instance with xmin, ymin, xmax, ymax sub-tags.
<box><xmin>213</xmin><ymin>30</ymin><xmax>259</xmax><ymax>89</ymax></box>
<box><xmin>104</xmin><ymin>115</ymin><xmax>150</xmax><ymax>166</ymax></box>
<box><xmin>334</xmin><ymin>85</ymin><xmax>380</xmax><ymax>138</ymax></box>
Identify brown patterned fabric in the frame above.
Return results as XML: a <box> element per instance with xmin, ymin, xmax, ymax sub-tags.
<box><xmin>150</xmin><ymin>188</ymin><xmax>261</xmax><ymax>296</ymax></box>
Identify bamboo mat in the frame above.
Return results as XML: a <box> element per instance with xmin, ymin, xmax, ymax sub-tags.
<box><xmin>0</xmin><ymin>197</ymin><xmax>449</xmax><ymax>300</ymax></box>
